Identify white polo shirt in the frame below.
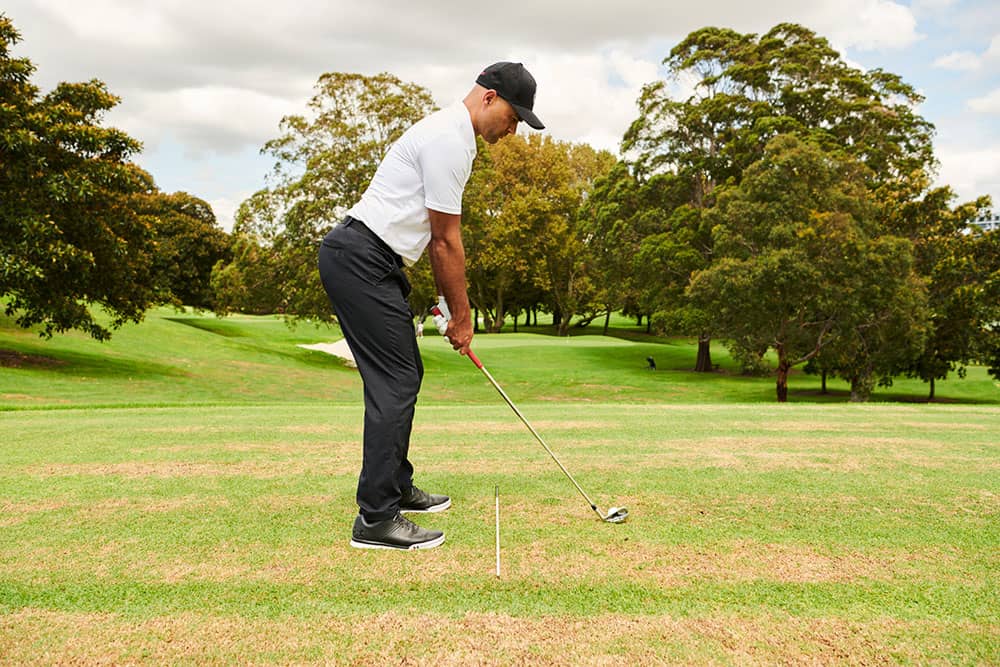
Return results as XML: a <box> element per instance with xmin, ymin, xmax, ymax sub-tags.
<box><xmin>346</xmin><ymin>102</ymin><xmax>477</xmax><ymax>266</ymax></box>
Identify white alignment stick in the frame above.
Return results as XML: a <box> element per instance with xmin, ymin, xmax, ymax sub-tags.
<box><xmin>495</xmin><ymin>485</ymin><xmax>501</xmax><ymax>578</ymax></box>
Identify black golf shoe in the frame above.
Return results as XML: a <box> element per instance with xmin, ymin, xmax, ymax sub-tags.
<box><xmin>399</xmin><ymin>485</ymin><xmax>451</xmax><ymax>513</ymax></box>
<box><xmin>350</xmin><ymin>513</ymin><xmax>445</xmax><ymax>550</ymax></box>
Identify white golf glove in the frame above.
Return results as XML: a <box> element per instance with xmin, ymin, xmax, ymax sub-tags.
<box><xmin>431</xmin><ymin>296</ymin><xmax>451</xmax><ymax>335</ymax></box>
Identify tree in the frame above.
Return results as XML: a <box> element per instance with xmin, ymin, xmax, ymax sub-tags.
<box><xmin>580</xmin><ymin>162</ymin><xmax>643</xmax><ymax>334</ymax></box>
<box><xmin>136</xmin><ymin>192</ymin><xmax>230</xmax><ymax>309</ymax></box>
<box><xmin>462</xmin><ymin>134</ymin><xmax>614</xmax><ymax>335</ymax></box>
<box><xmin>461</xmin><ymin>136</ymin><xmax>532</xmax><ymax>332</ymax></box>
<box><xmin>688</xmin><ymin>135</ymin><xmax>926</xmax><ymax>402</ymax></box>
<box><xmin>625</xmin><ymin>24</ymin><xmax>934</xmax><ymax>189</ymax></box>
<box><xmin>632</xmin><ymin>180</ymin><xmax>716</xmax><ymax>370</ymax></box>
<box><xmin>621</xmin><ymin>23</ymin><xmax>937</xmax><ymax>372</ymax></box>
<box><xmin>1</xmin><ymin>15</ymin><xmax>159</xmax><ymax>340</ymax></box>
<box><xmin>539</xmin><ymin>141</ymin><xmax>616</xmax><ymax>336</ymax></box>
<box><xmin>211</xmin><ymin>235</ymin><xmax>284</xmax><ymax>316</ymax></box>
<box><xmin>974</xmin><ymin>227</ymin><xmax>1000</xmax><ymax>381</ymax></box>
<box><xmin>215</xmin><ymin>72</ymin><xmax>436</xmax><ymax>321</ymax></box>
<box><xmin>875</xmin><ymin>176</ymin><xmax>997</xmax><ymax>398</ymax></box>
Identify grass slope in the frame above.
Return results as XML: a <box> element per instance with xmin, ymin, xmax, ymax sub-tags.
<box><xmin>1</xmin><ymin>308</ymin><xmax>998</xmax><ymax>408</ymax></box>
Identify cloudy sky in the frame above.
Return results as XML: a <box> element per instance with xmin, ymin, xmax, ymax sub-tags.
<box><xmin>6</xmin><ymin>0</ymin><xmax>999</xmax><ymax>229</ymax></box>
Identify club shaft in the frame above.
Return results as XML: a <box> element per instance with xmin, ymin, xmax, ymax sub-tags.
<box><xmin>471</xmin><ymin>354</ymin><xmax>600</xmax><ymax>514</ymax></box>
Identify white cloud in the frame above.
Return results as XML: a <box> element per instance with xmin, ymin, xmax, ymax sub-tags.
<box><xmin>109</xmin><ymin>86</ymin><xmax>304</xmax><ymax>156</ymax></box>
<box><xmin>935</xmin><ymin>143</ymin><xmax>1000</xmax><ymax>205</ymax></box>
<box><xmin>811</xmin><ymin>0</ymin><xmax>921</xmax><ymax>51</ymax></box>
<box><xmin>503</xmin><ymin>49</ymin><xmax>659</xmax><ymax>152</ymax></box>
<box><xmin>33</xmin><ymin>0</ymin><xmax>181</xmax><ymax>48</ymax></box>
<box><xmin>207</xmin><ymin>195</ymin><xmax>248</xmax><ymax>233</ymax></box>
<box><xmin>968</xmin><ymin>88</ymin><xmax>1000</xmax><ymax>114</ymax></box>
<box><xmin>911</xmin><ymin>0</ymin><xmax>959</xmax><ymax>12</ymax></box>
<box><xmin>933</xmin><ymin>51</ymin><xmax>983</xmax><ymax>71</ymax></box>
<box><xmin>987</xmin><ymin>34</ymin><xmax>1000</xmax><ymax>60</ymax></box>
<box><xmin>933</xmin><ymin>34</ymin><xmax>1000</xmax><ymax>72</ymax></box>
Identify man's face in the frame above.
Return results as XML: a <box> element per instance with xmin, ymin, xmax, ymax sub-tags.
<box><xmin>481</xmin><ymin>93</ymin><xmax>519</xmax><ymax>144</ymax></box>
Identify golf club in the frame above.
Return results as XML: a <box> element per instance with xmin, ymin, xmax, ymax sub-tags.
<box><xmin>431</xmin><ymin>314</ymin><xmax>628</xmax><ymax>523</ymax></box>
<box><xmin>457</xmin><ymin>342</ymin><xmax>629</xmax><ymax>524</ymax></box>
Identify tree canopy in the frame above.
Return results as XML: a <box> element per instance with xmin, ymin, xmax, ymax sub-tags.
<box><xmin>215</xmin><ymin>72</ymin><xmax>437</xmax><ymax>321</ymax></box>
<box><xmin>1</xmin><ymin>15</ymin><xmax>160</xmax><ymax>340</ymax></box>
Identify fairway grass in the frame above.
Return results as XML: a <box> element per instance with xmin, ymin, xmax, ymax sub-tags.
<box><xmin>2</xmin><ymin>307</ymin><xmax>998</xmax><ymax>408</ymax></box>
<box><xmin>2</xmin><ymin>403</ymin><xmax>997</xmax><ymax>664</ymax></box>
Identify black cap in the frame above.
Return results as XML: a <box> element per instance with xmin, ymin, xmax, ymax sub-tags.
<box><xmin>476</xmin><ymin>62</ymin><xmax>544</xmax><ymax>130</ymax></box>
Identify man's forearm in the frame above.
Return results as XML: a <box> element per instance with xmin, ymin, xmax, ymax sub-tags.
<box><xmin>428</xmin><ymin>235</ymin><xmax>471</xmax><ymax>325</ymax></box>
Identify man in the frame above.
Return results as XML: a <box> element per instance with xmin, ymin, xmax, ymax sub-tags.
<box><xmin>318</xmin><ymin>62</ymin><xmax>544</xmax><ymax>550</ymax></box>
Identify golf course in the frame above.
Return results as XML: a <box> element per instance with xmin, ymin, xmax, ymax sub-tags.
<box><xmin>1</xmin><ymin>308</ymin><xmax>997</xmax><ymax>664</ymax></box>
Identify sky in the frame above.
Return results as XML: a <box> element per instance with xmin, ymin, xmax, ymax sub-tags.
<box><xmin>5</xmin><ymin>0</ymin><xmax>999</xmax><ymax>230</ymax></box>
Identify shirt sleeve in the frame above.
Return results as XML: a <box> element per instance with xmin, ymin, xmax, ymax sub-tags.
<box><xmin>417</xmin><ymin>133</ymin><xmax>472</xmax><ymax>215</ymax></box>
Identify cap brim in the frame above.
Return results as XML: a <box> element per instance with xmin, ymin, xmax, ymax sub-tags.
<box><xmin>512</xmin><ymin>104</ymin><xmax>544</xmax><ymax>130</ymax></box>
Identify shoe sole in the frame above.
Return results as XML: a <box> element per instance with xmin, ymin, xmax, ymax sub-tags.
<box><xmin>399</xmin><ymin>498</ymin><xmax>451</xmax><ymax>514</ymax></box>
<box><xmin>349</xmin><ymin>533</ymin><xmax>445</xmax><ymax>550</ymax></box>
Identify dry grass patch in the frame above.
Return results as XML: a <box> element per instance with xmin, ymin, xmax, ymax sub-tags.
<box><xmin>415</xmin><ymin>420</ymin><xmax>617</xmax><ymax>434</ymax></box>
<box><xmin>0</xmin><ymin>499</ymin><xmax>69</xmax><ymax>527</ymax></box>
<box><xmin>0</xmin><ymin>349</ymin><xmax>65</xmax><ymax>368</ymax></box>
<box><xmin>22</xmin><ymin>459</ymin><xmax>358</xmax><ymax>479</ymax></box>
<box><xmin>2</xmin><ymin>609</ymin><xmax>990</xmax><ymax>665</ymax></box>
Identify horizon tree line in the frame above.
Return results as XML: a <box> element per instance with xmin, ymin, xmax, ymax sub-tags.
<box><xmin>3</xmin><ymin>13</ymin><xmax>997</xmax><ymax>401</ymax></box>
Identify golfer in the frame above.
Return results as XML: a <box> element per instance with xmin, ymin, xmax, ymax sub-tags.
<box><xmin>318</xmin><ymin>62</ymin><xmax>544</xmax><ymax>550</ymax></box>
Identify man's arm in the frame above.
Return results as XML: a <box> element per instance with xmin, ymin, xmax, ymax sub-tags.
<box><xmin>427</xmin><ymin>208</ymin><xmax>473</xmax><ymax>355</ymax></box>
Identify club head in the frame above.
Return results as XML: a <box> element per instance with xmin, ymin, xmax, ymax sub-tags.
<box><xmin>603</xmin><ymin>506</ymin><xmax>629</xmax><ymax>523</ymax></box>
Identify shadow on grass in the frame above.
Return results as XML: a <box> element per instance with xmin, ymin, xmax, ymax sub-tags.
<box><xmin>0</xmin><ymin>345</ymin><xmax>185</xmax><ymax>379</ymax></box>
<box><xmin>163</xmin><ymin>317</ymin><xmax>249</xmax><ymax>337</ymax></box>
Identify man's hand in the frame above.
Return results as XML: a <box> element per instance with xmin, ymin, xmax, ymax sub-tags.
<box><xmin>431</xmin><ymin>299</ymin><xmax>473</xmax><ymax>355</ymax></box>
<box><xmin>445</xmin><ymin>313</ymin><xmax>473</xmax><ymax>355</ymax></box>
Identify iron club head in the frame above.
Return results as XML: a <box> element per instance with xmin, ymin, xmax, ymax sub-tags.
<box><xmin>603</xmin><ymin>506</ymin><xmax>629</xmax><ymax>523</ymax></box>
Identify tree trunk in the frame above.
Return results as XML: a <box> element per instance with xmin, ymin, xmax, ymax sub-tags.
<box><xmin>636</xmin><ymin>315</ymin><xmax>643</xmax><ymax>327</ymax></box>
<box><xmin>552</xmin><ymin>307</ymin><xmax>561</xmax><ymax>327</ymax></box>
<box><xmin>928</xmin><ymin>377</ymin><xmax>935</xmax><ymax>401</ymax></box>
<box><xmin>513</xmin><ymin>308</ymin><xmax>518</xmax><ymax>333</ymax></box>
<box><xmin>821</xmin><ymin>370</ymin><xmax>828</xmax><ymax>394</ymax></box>
<box><xmin>646</xmin><ymin>317</ymin><xmax>651</xmax><ymax>334</ymax></box>
<box><xmin>490</xmin><ymin>287</ymin><xmax>504</xmax><ymax>333</ymax></box>
<box><xmin>694</xmin><ymin>333</ymin><xmax>713</xmax><ymax>372</ymax></box>
<box><xmin>850</xmin><ymin>373</ymin><xmax>874</xmax><ymax>402</ymax></box>
<box><xmin>776</xmin><ymin>362</ymin><xmax>790</xmax><ymax>402</ymax></box>
<box><xmin>775</xmin><ymin>343</ymin><xmax>789</xmax><ymax>402</ymax></box>
<box><xmin>473</xmin><ymin>306</ymin><xmax>479</xmax><ymax>333</ymax></box>
<box><xmin>603</xmin><ymin>309</ymin><xmax>611</xmax><ymax>336</ymax></box>
<box><xmin>558</xmin><ymin>313</ymin><xmax>571</xmax><ymax>337</ymax></box>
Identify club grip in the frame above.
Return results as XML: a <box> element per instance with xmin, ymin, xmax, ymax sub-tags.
<box><xmin>467</xmin><ymin>349</ymin><xmax>483</xmax><ymax>369</ymax></box>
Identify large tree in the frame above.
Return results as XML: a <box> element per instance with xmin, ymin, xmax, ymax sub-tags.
<box><xmin>136</xmin><ymin>192</ymin><xmax>230</xmax><ymax>310</ymax></box>
<box><xmin>462</xmin><ymin>134</ymin><xmax>614</xmax><ymax>335</ymax></box>
<box><xmin>216</xmin><ymin>72</ymin><xmax>436</xmax><ymax>321</ymax></box>
<box><xmin>579</xmin><ymin>162</ymin><xmax>643</xmax><ymax>334</ymax></box>
<box><xmin>875</xmin><ymin>175</ymin><xmax>998</xmax><ymax>398</ymax></box>
<box><xmin>688</xmin><ymin>135</ymin><xmax>927</xmax><ymax>402</ymax></box>
<box><xmin>1</xmin><ymin>15</ymin><xmax>160</xmax><ymax>340</ymax></box>
<box><xmin>625</xmin><ymin>23</ymin><xmax>934</xmax><ymax>189</ymax></box>
<box><xmin>620</xmin><ymin>23</ymin><xmax>937</xmax><ymax>371</ymax></box>
<box><xmin>538</xmin><ymin>140</ymin><xmax>616</xmax><ymax>336</ymax></box>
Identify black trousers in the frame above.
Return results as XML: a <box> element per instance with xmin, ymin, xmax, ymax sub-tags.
<box><xmin>318</xmin><ymin>217</ymin><xmax>423</xmax><ymax>522</ymax></box>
